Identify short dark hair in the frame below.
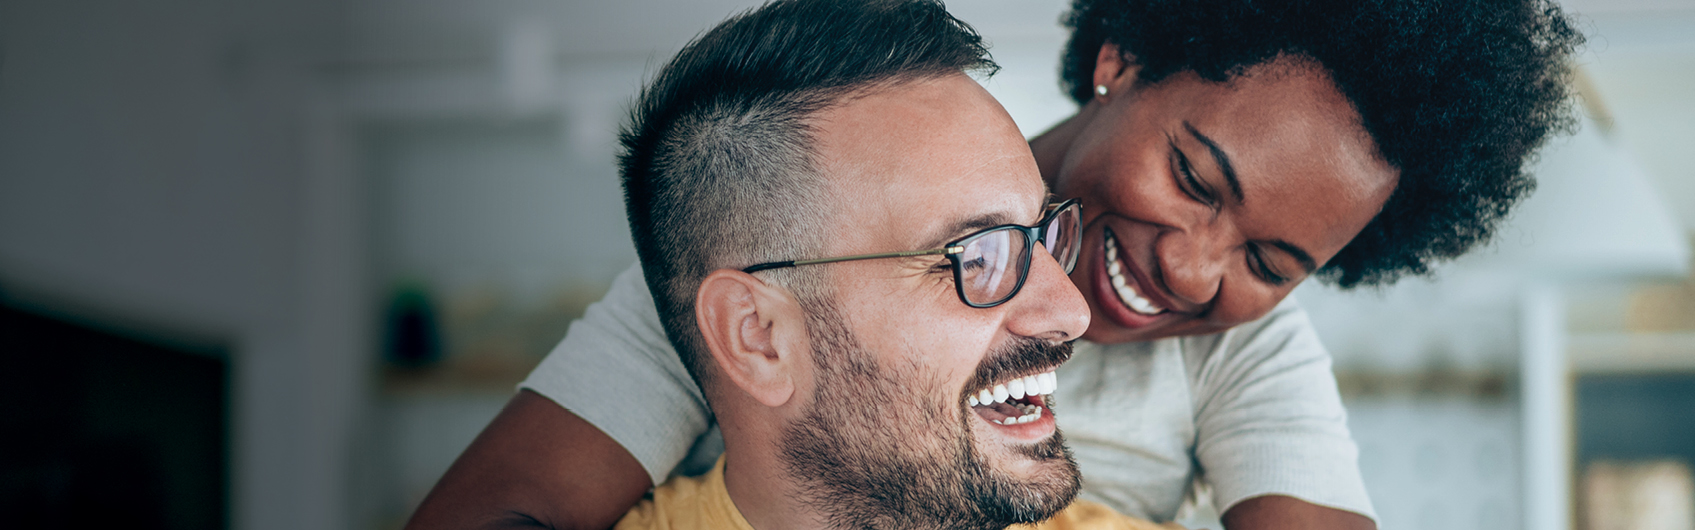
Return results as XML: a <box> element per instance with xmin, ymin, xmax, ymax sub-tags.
<box><xmin>1060</xmin><ymin>0</ymin><xmax>1583</xmax><ymax>287</ymax></box>
<box><xmin>619</xmin><ymin>0</ymin><xmax>996</xmax><ymax>387</ymax></box>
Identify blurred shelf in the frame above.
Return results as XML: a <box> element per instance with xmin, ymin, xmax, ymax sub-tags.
<box><xmin>1334</xmin><ymin>369</ymin><xmax>1513</xmax><ymax>400</ymax></box>
<box><xmin>380</xmin><ymin>353</ymin><xmax>541</xmax><ymax>397</ymax></box>
<box><xmin>1569</xmin><ymin>332</ymin><xmax>1695</xmax><ymax>374</ymax></box>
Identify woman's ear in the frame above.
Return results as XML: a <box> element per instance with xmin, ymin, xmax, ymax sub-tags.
<box><xmin>695</xmin><ymin>269</ymin><xmax>805</xmax><ymax>409</ymax></box>
<box><xmin>1092</xmin><ymin>42</ymin><xmax>1141</xmax><ymax>100</ymax></box>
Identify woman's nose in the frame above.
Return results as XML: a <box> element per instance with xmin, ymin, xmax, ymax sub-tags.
<box><xmin>1155</xmin><ymin>232</ymin><xmax>1225</xmax><ymax>308</ymax></box>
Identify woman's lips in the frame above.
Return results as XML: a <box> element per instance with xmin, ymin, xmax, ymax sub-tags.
<box><xmin>1103</xmin><ymin>230</ymin><xmax>1168</xmax><ymax>316</ymax></box>
<box><xmin>1093</xmin><ymin>228</ymin><xmax>1170</xmax><ymax>329</ymax></box>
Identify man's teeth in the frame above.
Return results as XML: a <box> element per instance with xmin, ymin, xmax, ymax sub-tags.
<box><xmin>996</xmin><ymin>403</ymin><xmax>1044</xmax><ymax>425</ymax></box>
<box><xmin>966</xmin><ymin>371</ymin><xmax>1058</xmax><ymax>425</ymax></box>
<box><xmin>1103</xmin><ymin>231</ymin><xmax>1167</xmax><ymax>315</ymax></box>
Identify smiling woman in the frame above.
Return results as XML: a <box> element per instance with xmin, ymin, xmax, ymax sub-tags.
<box><xmin>1046</xmin><ymin>55</ymin><xmax>1400</xmax><ymax>343</ymax></box>
<box><xmin>1040</xmin><ymin>0</ymin><xmax>1582</xmax><ymax>340</ymax></box>
<box><xmin>1020</xmin><ymin>0</ymin><xmax>1580</xmax><ymax>524</ymax></box>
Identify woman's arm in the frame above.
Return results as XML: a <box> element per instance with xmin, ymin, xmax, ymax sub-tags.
<box><xmin>406</xmin><ymin>264</ymin><xmax>713</xmax><ymax>528</ymax></box>
<box><xmin>1223</xmin><ymin>495</ymin><xmax>1375</xmax><ymax>530</ymax></box>
<box><xmin>405</xmin><ymin>390</ymin><xmax>652</xmax><ymax>530</ymax></box>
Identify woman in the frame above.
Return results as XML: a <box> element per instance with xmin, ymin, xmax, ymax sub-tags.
<box><xmin>410</xmin><ymin>1</ymin><xmax>1581</xmax><ymax>529</ymax></box>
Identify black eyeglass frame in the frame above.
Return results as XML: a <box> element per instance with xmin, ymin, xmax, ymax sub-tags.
<box><xmin>741</xmin><ymin>198</ymin><xmax>1082</xmax><ymax>308</ymax></box>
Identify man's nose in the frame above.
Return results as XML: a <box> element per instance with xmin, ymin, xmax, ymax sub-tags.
<box><xmin>1004</xmin><ymin>243</ymin><xmax>1089</xmax><ymax>342</ymax></box>
<box><xmin>1155</xmin><ymin>231</ymin><xmax>1225</xmax><ymax>308</ymax></box>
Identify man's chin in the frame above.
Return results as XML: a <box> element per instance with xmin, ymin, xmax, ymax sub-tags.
<box><xmin>968</xmin><ymin>429</ymin><xmax>1081</xmax><ymax>521</ymax></box>
<box><xmin>969</xmin><ymin>406</ymin><xmax>1071</xmax><ymax>472</ymax></box>
<box><xmin>976</xmin><ymin>432</ymin><xmax>1064</xmax><ymax>470</ymax></box>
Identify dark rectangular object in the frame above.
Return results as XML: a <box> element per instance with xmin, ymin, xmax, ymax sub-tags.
<box><xmin>1576</xmin><ymin>373</ymin><xmax>1695</xmax><ymax>465</ymax></box>
<box><xmin>0</xmin><ymin>304</ymin><xmax>229</xmax><ymax>530</ymax></box>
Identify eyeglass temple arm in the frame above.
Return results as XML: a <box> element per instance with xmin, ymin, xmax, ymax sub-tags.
<box><xmin>741</xmin><ymin>247</ymin><xmax>963</xmax><ymax>273</ymax></box>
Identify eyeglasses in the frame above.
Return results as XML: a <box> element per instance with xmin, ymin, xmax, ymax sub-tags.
<box><xmin>742</xmin><ymin>198</ymin><xmax>1081</xmax><ymax>308</ymax></box>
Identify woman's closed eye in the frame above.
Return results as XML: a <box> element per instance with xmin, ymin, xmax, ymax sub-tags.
<box><xmin>1169</xmin><ymin>136</ymin><xmax>1218</xmax><ymax>209</ymax></box>
<box><xmin>1246</xmin><ymin>244</ymin><xmax>1290</xmax><ymax>286</ymax></box>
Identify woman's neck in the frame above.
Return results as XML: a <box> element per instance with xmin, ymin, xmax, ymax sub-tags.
<box><xmin>1028</xmin><ymin>102</ymin><xmax>1097</xmax><ymax>183</ymax></box>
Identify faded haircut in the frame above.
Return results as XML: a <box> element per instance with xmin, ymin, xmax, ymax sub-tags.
<box><xmin>618</xmin><ymin>0</ymin><xmax>997</xmax><ymax>389</ymax></box>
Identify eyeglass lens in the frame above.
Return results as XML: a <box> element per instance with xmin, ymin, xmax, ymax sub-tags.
<box><xmin>1045</xmin><ymin>204</ymin><xmax>1080</xmax><ymax>273</ymax></box>
<box><xmin>955</xmin><ymin>203</ymin><xmax>1081</xmax><ymax>306</ymax></box>
<box><xmin>958</xmin><ymin>229</ymin><xmax>1028</xmax><ymax>306</ymax></box>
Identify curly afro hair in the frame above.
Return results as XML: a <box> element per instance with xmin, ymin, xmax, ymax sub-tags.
<box><xmin>1061</xmin><ymin>0</ymin><xmax>1584</xmax><ymax>288</ymax></box>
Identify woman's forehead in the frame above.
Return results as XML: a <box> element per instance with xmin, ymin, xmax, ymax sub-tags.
<box><xmin>1142</xmin><ymin>65</ymin><xmax>1399</xmax><ymax>253</ymax></box>
<box><xmin>1157</xmin><ymin>66</ymin><xmax>1390</xmax><ymax>184</ymax></box>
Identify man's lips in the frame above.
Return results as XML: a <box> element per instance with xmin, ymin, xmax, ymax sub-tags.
<box><xmin>966</xmin><ymin>370</ymin><xmax>1057</xmax><ymax>424</ymax></box>
<box><xmin>962</xmin><ymin>338</ymin><xmax>1071</xmax><ymax>438</ymax></box>
<box><xmin>966</xmin><ymin>369</ymin><xmax>1059</xmax><ymax>439</ymax></box>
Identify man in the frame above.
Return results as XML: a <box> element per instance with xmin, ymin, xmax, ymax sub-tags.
<box><xmin>607</xmin><ymin>1</ymin><xmax>1139</xmax><ymax>528</ymax></box>
<box><xmin>410</xmin><ymin>1</ymin><xmax>1174</xmax><ymax>529</ymax></box>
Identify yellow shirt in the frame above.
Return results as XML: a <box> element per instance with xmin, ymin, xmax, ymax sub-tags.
<box><xmin>616</xmin><ymin>458</ymin><xmax>1184</xmax><ymax>530</ymax></box>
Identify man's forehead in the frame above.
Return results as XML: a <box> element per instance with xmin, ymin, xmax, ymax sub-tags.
<box><xmin>809</xmin><ymin>74</ymin><xmax>1047</xmax><ymax>251</ymax></box>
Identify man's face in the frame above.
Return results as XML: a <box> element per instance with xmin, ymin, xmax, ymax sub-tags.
<box><xmin>777</xmin><ymin>73</ymin><xmax>1092</xmax><ymax>528</ymax></box>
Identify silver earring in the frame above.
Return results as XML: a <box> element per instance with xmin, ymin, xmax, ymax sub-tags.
<box><xmin>1094</xmin><ymin>84</ymin><xmax>1109</xmax><ymax>97</ymax></box>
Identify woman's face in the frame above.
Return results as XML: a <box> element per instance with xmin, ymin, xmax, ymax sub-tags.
<box><xmin>1052</xmin><ymin>52</ymin><xmax>1399</xmax><ymax>344</ymax></box>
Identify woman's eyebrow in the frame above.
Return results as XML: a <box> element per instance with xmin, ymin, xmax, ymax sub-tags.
<box><xmin>1183</xmin><ymin>121</ymin><xmax>1244</xmax><ymax>204</ymax></box>
<box><xmin>1268</xmin><ymin>239</ymin><xmax>1319</xmax><ymax>274</ymax></box>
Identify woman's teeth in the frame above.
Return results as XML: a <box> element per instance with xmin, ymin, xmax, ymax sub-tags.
<box><xmin>966</xmin><ymin>371</ymin><xmax>1057</xmax><ymax>425</ymax></box>
<box><xmin>1103</xmin><ymin>231</ymin><xmax>1167</xmax><ymax>316</ymax></box>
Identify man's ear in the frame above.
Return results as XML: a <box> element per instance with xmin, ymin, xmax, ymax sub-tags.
<box><xmin>695</xmin><ymin>269</ymin><xmax>807</xmax><ymax>409</ymax></box>
<box><xmin>1093</xmin><ymin>42</ymin><xmax>1141</xmax><ymax>99</ymax></box>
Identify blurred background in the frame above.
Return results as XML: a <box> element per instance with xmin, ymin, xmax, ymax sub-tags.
<box><xmin>1</xmin><ymin>0</ymin><xmax>1692</xmax><ymax>529</ymax></box>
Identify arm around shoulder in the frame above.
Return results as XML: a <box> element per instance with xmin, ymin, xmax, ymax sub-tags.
<box><xmin>404</xmin><ymin>389</ymin><xmax>653</xmax><ymax>530</ymax></box>
<box><xmin>407</xmin><ymin>264</ymin><xmax>710</xmax><ymax>529</ymax></box>
<box><xmin>1222</xmin><ymin>495</ymin><xmax>1375</xmax><ymax>530</ymax></box>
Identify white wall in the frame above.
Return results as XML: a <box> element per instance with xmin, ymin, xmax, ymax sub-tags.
<box><xmin>0</xmin><ymin>2</ymin><xmax>367</xmax><ymax>529</ymax></box>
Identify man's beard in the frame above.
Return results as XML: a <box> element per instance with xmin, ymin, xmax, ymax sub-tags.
<box><xmin>778</xmin><ymin>299</ymin><xmax>1081</xmax><ymax>530</ymax></box>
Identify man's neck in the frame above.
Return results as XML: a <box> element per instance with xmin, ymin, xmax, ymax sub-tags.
<box><xmin>719</xmin><ymin>426</ymin><xmax>829</xmax><ymax>530</ymax></box>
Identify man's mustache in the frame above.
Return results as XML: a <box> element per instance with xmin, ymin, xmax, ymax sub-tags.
<box><xmin>962</xmin><ymin>338</ymin><xmax>1073</xmax><ymax>399</ymax></box>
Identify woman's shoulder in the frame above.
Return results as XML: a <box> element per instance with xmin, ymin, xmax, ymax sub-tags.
<box><xmin>1179</xmin><ymin>295</ymin><xmax>1318</xmax><ymax>360</ymax></box>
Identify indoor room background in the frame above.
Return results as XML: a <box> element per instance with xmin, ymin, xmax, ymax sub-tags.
<box><xmin>2</xmin><ymin>1</ymin><xmax>1692</xmax><ymax>529</ymax></box>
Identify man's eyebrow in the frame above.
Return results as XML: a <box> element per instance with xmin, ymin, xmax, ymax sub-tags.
<box><xmin>921</xmin><ymin>212</ymin><xmax>1018</xmax><ymax>250</ymax></box>
<box><xmin>1268</xmin><ymin>239</ymin><xmax>1319</xmax><ymax>274</ymax></box>
<box><xmin>1183</xmin><ymin>121</ymin><xmax>1244</xmax><ymax>204</ymax></box>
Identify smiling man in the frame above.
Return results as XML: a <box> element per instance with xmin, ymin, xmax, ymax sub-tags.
<box><xmin>602</xmin><ymin>1</ymin><xmax>1096</xmax><ymax>527</ymax></box>
<box><xmin>600</xmin><ymin>1</ymin><xmax>1159</xmax><ymax>529</ymax></box>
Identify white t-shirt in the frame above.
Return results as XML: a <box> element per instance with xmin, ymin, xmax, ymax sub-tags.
<box><xmin>521</xmin><ymin>263</ymin><xmax>1376</xmax><ymax>523</ymax></box>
